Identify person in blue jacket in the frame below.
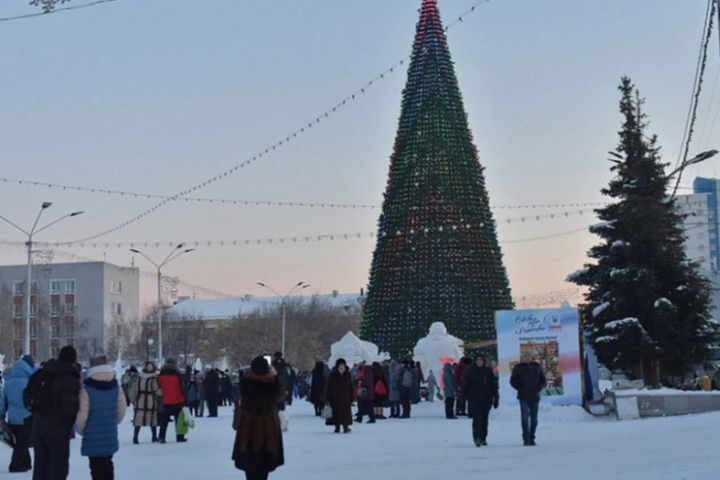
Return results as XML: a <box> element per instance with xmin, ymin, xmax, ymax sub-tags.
<box><xmin>0</xmin><ymin>355</ymin><xmax>35</xmax><ymax>472</ymax></box>
<box><xmin>76</xmin><ymin>355</ymin><xmax>126</xmax><ymax>480</ymax></box>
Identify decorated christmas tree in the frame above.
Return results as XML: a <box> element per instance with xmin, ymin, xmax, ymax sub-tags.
<box><xmin>360</xmin><ymin>0</ymin><xmax>513</xmax><ymax>360</ymax></box>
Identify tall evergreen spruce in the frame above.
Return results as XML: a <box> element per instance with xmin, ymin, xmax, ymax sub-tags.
<box><xmin>360</xmin><ymin>0</ymin><xmax>512</xmax><ymax>360</ymax></box>
<box><xmin>568</xmin><ymin>77</ymin><xmax>717</xmax><ymax>385</ymax></box>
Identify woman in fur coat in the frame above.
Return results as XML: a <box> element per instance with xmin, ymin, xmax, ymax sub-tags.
<box><xmin>129</xmin><ymin>361</ymin><xmax>160</xmax><ymax>443</ymax></box>
<box><xmin>232</xmin><ymin>356</ymin><xmax>286</xmax><ymax>480</ymax></box>
<box><xmin>324</xmin><ymin>358</ymin><xmax>354</xmax><ymax>433</ymax></box>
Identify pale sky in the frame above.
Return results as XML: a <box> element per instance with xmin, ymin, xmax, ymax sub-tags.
<box><xmin>1</xmin><ymin>0</ymin><xmax>719</xmax><ymax>311</ymax></box>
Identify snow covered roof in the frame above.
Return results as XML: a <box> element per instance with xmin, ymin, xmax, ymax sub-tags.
<box><xmin>166</xmin><ymin>292</ymin><xmax>364</xmax><ymax>321</ymax></box>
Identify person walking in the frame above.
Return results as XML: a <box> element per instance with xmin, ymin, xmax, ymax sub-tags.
<box><xmin>398</xmin><ymin>360</ymin><xmax>413</xmax><ymax>418</ymax></box>
<box><xmin>442</xmin><ymin>363</ymin><xmax>458</xmax><ymax>419</ymax></box>
<box><xmin>386</xmin><ymin>361</ymin><xmax>401</xmax><ymax>418</ymax></box>
<box><xmin>463</xmin><ymin>354</ymin><xmax>499</xmax><ymax>446</ymax></box>
<box><xmin>309</xmin><ymin>361</ymin><xmax>326</xmax><ymax>417</ymax></box>
<box><xmin>454</xmin><ymin>357</ymin><xmax>470</xmax><ymax>416</ymax></box>
<box><xmin>76</xmin><ymin>355</ymin><xmax>127</xmax><ymax>480</ymax></box>
<box><xmin>204</xmin><ymin>367</ymin><xmax>220</xmax><ymax>417</ymax></box>
<box><xmin>31</xmin><ymin>345</ymin><xmax>82</xmax><ymax>480</ymax></box>
<box><xmin>186</xmin><ymin>374</ymin><xmax>200</xmax><ymax>417</ymax></box>
<box><xmin>325</xmin><ymin>358</ymin><xmax>354</xmax><ymax>433</ymax></box>
<box><xmin>196</xmin><ymin>369</ymin><xmax>206</xmax><ymax>417</ymax></box>
<box><xmin>425</xmin><ymin>369</ymin><xmax>437</xmax><ymax>403</ymax></box>
<box><xmin>156</xmin><ymin>357</ymin><xmax>186</xmax><ymax>444</ymax></box>
<box><xmin>510</xmin><ymin>350</ymin><xmax>546</xmax><ymax>446</ymax></box>
<box><xmin>129</xmin><ymin>361</ymin><xmax>160</xmax><ymax>444</ymax></box>
<box><xmin>232</xmin><ymin>356</ymin><xmax>285</xmax><ymax>480</ymax></box>
<box><xmin>0</xmin><ymin>355</ymin><xmax>35</xmax><ymax>472</ymax></box>
<box><xmin>355</xmin><ymin>364</ymin><xmax>375</xmax><ymax>424</ymax></box>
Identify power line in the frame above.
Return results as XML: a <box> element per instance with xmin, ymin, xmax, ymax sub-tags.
<box><xmin>0</xmin><ymin>0</ymin><xmax>117</xmax><ymax>22</ymax></box>
<box><xmin>63</xmin><ymin>0</ymin><xmax>491</xmax><ymax>245</ymax></box>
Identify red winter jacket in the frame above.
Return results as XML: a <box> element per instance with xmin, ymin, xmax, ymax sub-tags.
<box><xmin>157</xmin><ymin>365</ymin><xmax>185</xmax><ymax>406</ymax></box>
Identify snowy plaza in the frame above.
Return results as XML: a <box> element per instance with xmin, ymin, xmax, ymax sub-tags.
<box><xmin>1</xmin><ymin>400</ymin><xmax>718</xmax><ymax>480</ymax></box>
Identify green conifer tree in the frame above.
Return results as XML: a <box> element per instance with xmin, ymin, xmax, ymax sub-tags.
<box><xmin>568</xmin><ymin>77</ymin><xmax>718</xmax><ymax>385</ymax></box>
<box><xmin>360</xmin><ymin>0</ymin><xmax>512</xmax><ymax>360</ymax></box>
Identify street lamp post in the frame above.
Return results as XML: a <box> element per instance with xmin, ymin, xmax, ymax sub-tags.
<box><xmin>130</xmin><ymin>244</ymin><xmax>195</xmax><ymax>365</ymax></box>
<box><xmin>668</xmin><ymin>149</ymin><xmax>719</xmax><ymax>198</ymax></box>
<box><xmin>256</xmin><ymin>281</ymin><xmax>310</xmax><ymax>358</ymax></box>
<box><xmin>0</xmin><ymin>202</ymin><xmax>83</xmax><ymax>356</ymax></box>
<box><xmin>146</xmin><ymin>337</ymin><xmax>154</xmax><ymax>362</ymax></box>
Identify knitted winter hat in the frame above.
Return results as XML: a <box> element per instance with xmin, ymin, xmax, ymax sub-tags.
<box><xmin>166</xmin><ymin>357</ymin><xmax>177</xmax><ymax>365</ymax></box>
<box><xmin>58</xmin><ymin>345</ymin><xmax>77</xmax><ymax>364</ymax></box>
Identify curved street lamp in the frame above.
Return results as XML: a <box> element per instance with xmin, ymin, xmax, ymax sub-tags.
<box><xmin>0</xmin><ymin>202</ymin><xmax>83</xmax><ymax>355</ymax></box>
<box><xmin>130</xmin><ymin>244</ymin><xmax>195</xmax><ymax>365</ymax></box>
<box><xmin>256</xmin><ymin>281</ymin><xmax>310</xmax><ymax>358</ymax></box>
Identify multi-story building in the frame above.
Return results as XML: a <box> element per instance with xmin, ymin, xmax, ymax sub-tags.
<box><xmin>0</xmin><ymin>261</ymin><xmax>139</xmax><ymax>363</ymax></box>
<box><xmin>677</xmin><ymin>177</ymin><xmax>720</xmax><ymax>317</ymax></box>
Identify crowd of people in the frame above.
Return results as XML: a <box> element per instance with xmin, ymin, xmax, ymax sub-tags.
<box><xmin>0</xmin><ymin>348</ymin><xmax>546</xmax><ymax>480</ymax></box>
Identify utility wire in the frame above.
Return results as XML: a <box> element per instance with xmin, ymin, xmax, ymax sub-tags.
<box><xmin>672</xmin><ymin>0</ymin><xmax>716</xmax><ymax>197</ymax></box>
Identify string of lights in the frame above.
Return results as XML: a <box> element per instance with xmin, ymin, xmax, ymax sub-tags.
<box><xmin>0</xmin><ymin>0</ymin><xmax>118</xmax><ymax>22</ymax></box>
<box><xmin>3</xmin><ymin>212</ymin><xmax>715</xmax><ymax>250</ymax></box>
<box><xmin>61</xmin><ymin>0</ymin><xmax>491</xmax><ymax>245</ymax></box>
<box><xmin>0</xmin><ymin>175</ymin><xmax>616</xmax><ymax>210</ymax></box>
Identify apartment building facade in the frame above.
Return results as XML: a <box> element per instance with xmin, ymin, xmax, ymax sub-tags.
<box><xmin>0</xmin><ymin>261</ymin><xmax>139</xmax><ymax>363</ymax></box>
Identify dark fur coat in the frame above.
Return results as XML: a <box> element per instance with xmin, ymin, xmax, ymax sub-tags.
<box><xmin>232</xmin><ymin>371</ymin><xmax>286</xmax><ymax>474</ymax></box>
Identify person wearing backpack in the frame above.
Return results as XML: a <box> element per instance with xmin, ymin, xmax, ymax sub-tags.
<box><xmin>442</xmin><ymin>362</ymin><xmax>458</xmax><ymax>419</ymax></box>
<box><xmin>76</xmin><ymin>355</ymin><xmax>127</xmax><ymax>479</ymax></box>
<box><xmin>398</xmin><ymin>360</ymin><xmax>413</xmax><ymax>418</ymax></box>
<box><xmin>0</xmin><ymin>355</ymin><xmax>35</xmax><ymax>472</ymax></box>
<box><xmin>31</xmin><ymin>345</ymin><xmax>82</xmax><ymax>480</ymax></box>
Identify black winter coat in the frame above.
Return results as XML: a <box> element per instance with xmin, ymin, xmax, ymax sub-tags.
<box><xmin>32</xmin><ymin>359</ymin><xmax>82</xmax><ymax>436</ymax></box>
<box><xmin>510</xmin><ymin>361</ymin><xmax>546</xmax><ymax>403</ymax></box>
<box><xmin>463</xmin><ymin>365</ymin><xmax>498</xmax><ymax>405</ymax></box>
<box><xmin>309</xmin><ymin>363</ymin><xmax>326</xmax><ymax>404</ymax></box>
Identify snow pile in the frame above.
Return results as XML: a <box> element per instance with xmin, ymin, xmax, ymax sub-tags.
<box><xmin>328</xmin><ymin>331</ymin><xmax>384</xmax><ymax>366</ymax></box>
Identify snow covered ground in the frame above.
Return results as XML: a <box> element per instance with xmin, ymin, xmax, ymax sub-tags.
<box><xmin>1</xmin><ymin>400</ymin><xmax>718</xmax><ymax>480</ymax></box>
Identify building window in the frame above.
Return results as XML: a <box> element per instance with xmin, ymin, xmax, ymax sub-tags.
<box><xmin>64</xmin><ymin>303</ymin><xmax>75</xmax><ymax>314</ymax></box>
<box><xmin>51</xmin><ymin>281</ymin><xmax>62</xmax><ymax>294</ymax></box>
<box><xmin>110</xmin><ymin>280</ymin><xmax>122</xmax><ymax>294</ymax></box>
<box><xmin>30</xmin><ymin>281</ymin><xmax>38</xmax><ymax>295</ymax></box>
<box><xmin>30</xmin><ymin>324</ymin><xmax>37</xmax><ymax>339</ymax></box>
<box><xmin>66</xmin><ymin>324</ymin><xmax>75</xmax><ymax>336</ymax></box>
<box><xmin>51</xmin><ymin>303</ymin><xmax>61</xmax><ymax>316</ymax></box>
<box><xmin>51</xmin><ymin>347</ymin><xmax>60</xmax><ymax>358</ymax></box>
<box><xmin>116</xmin><ymin>324</ymin><xmax>123</xmax><ymax>336</ymax></box>
<box><xmin>65</xmin><ymin>280</ymin><xmax>75</xmax><ymax>294</ymax></box>
<box><xmin>111</xmin><ymin>302</ymin><xmax>122</xmax><ymax>315</ymax></box>
<box><xmin>51</xmin><ymin>324</ymin><xmax>60</xmax><ymax>336</ymax></box>
<box><xmin>30</xmin><ymin>304</ymin><xmax>38</xmax><ymax>317</ymax></box>
<box><xmin>13</xmin><ymin>304</ymin><xmax>22</xmax><ymax>318</ymax></box>
<box><xmin>13</xmin><ymin>325</ymin><xmax>22</xmax><ymax>339</ymax></box>
<box><xmin>14</xmin><ymin>348</ymin><xmax>22</xmax><ymax>359</ymax></box>
<box><xmin>13</xmin><ymin>281</ymin><xmax>23</xmax><ymax>296</ymax></box>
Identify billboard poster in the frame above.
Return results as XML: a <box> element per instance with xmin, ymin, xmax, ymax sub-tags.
<box><xmin>496</xmin><ymin>308</ymin><xmax>582</xmax><ymax>406</ymax></box>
